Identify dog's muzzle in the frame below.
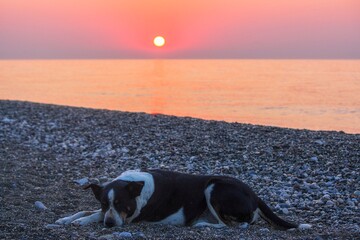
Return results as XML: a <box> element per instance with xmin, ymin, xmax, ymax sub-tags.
<box><xmin>104</xmin><ymin>209</ymin><xmax>127</xmax><ymax>227</ymax></box>
<box><xmin>104</xmin><ymin>217</ymin><xmax>116</xmax><ymax>228</ymax></box>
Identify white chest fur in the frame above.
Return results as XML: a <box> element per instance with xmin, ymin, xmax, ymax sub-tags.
<box><xmin>155</xmin><ymin>207</ymin><xmax>186</xmax><ymax>225</ymax></box>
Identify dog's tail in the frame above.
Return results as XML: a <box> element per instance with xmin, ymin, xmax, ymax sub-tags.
<box><xmin>257</xmin><ymin>198</ymin><xmax>311</xmax><ymax>230</ymax></box>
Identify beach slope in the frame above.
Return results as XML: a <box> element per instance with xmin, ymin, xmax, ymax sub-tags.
<box><xmin>1</xmin><ymin>100</ymin><xmax>359</xmax><ymax>239</ymax></box>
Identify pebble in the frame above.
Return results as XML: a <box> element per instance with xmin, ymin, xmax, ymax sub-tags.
<box><xmin>98</xmin><ymin>234</ymin><xmax>114</xmax><ymax>240</ymax></box>
<box><xmin>2</xmin><ymin>117</ymin><xmax>15</xmax><ymax>123</ymax></box>
<box><xmin>133</xmin><ymin>232</ymin><xmax>146</xmax><ymax>239</ymax></box>
<box><xmin>315</xmin><ymin>140</ymin><xmax>325</xmax><ymax>145</ymax></box>
<box><xmin>99</xmin><ymin>176</ymin><xmax>109</xmax><ymax>183</ymax></box>
<box><xmin>113</xmin><ymin>232</ymin><xmax>132</xmax><ymax>238</ymax></box>
<box><xmin>121</xmin><ymin>147</ymin><xmax>130</xmax><ymax>153</ymax></box>
<box><xmin>281</xmin><ymin>208</ymin><xmax>289</xmax><ymax>215</ymax></box>
<box><xmin>347</xmin><ymin>200</ymin><xmax>356</xmax><ymax>207</ymax></box>
<box><xmin>34</xmin><ymin>201</ymin><xmax>47</xmax><ymax>210</ymax></box>
<box><xmin>259</xmin><ymin>228</ymin><xmax>270</xmax><ymax>233</ymax></box>
<box><xmin>325</xmin><ymin>181</ymin><xmax>334</xmax><ymax>187</ymax></box>
<box><xmin>309</xmin><ymin>183</ymin><xmax>320</xmax><ymax>189</ymax></box>
<box><xmin>354</xmin><ymin>190</ymin><xmax>360</xmax><ymax>197</ymax></box>
<box><xmin>239</xmin><ymin>222</ymin><xmax>249</xmax><ymax>229</ymax></box>
<box><xmin>45</xmin><ymin>224</ymin><xmax>62</xmax><ymax>229</ymax></box>
<box><xmin>74</xmin><ymin>177</ymin><xmax>89</xmax><ymax>186</ymax></box>
<box><xmin>321</xmin><ymin>194</ymin><xmax>331</xmax><ymax>201</ymax></box>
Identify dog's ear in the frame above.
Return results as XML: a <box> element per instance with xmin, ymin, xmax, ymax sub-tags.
<box><xmin>125</xmin><ymin>181</ymin><xmax>144</xmax><ymax>199</ymax></box>
<box><xmin>84</xmin><ymin>183</ymin><xmax>103</xmax><ymax>201</ymax></box>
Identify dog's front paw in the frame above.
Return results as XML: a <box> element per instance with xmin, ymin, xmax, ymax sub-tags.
<box><xmin>55</xmin><ymin>216</ymin><xmax>74</xmax><ymax>225</ymax></box>
<box><xmin>71</xmin><ymin>217</ymin><xmax>93</xmax><ymax>226</ymax></box>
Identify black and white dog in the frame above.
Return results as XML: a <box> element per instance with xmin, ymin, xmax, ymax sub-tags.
<box><xmin>56</xmin><ymin>169</ymin><xmax>311</xmax><ymax>230</ymax></box>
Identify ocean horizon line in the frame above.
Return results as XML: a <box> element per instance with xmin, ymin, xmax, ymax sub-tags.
<box><xmin>1</xmin><ymin>58</ymin><xmax>360</xmax><ymax>61</ymax></box>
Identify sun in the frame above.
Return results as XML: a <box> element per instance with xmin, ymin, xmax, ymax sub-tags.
<box><xmin>153</xmin><ymin>36</ymin><xmax>165</xmax><ymax>47</ymax></box>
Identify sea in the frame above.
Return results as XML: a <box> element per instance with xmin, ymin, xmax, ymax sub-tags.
<box><xmin>0</xmin><ymin>60</ymin><xmax>359</xmax><ymax>133</ymax></box>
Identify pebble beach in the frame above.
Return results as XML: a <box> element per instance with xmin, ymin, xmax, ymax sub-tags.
<box><xmin>1</xmin><ymin>100</ymin><xmax>359</xmax><ymax>239</ymax></box>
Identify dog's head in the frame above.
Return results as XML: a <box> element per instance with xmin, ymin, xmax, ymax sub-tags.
<box><xmin>84</xmin><ymin>180</ymin><xmax>144</xmax><ymax>227</ymax></box>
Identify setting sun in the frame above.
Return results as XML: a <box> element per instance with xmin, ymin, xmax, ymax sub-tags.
<box><xmin>153</xmin><ymin>36</ymin><xmax>165</xmax><ymax>47</ymax></box>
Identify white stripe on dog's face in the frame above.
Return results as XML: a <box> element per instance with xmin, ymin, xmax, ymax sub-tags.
<box><xmin>104</xmin><ymin>189</ymin><xmax>124</xmax><ymax>227</ymax></box>
<box><xmin>116</xmin><ymin>170</ymin><xmax>155</xmax><ymax>223</ymax></box>
<box><xmin>108</xmin><ymin>189</ymin><xmax>114</xmax><ymax>204</ymax></box>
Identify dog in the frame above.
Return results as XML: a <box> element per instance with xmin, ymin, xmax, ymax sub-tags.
<box><xmin>55</xmin><ymin>169</ymin><xmax>311</xmax><ymax>230</ymax></box>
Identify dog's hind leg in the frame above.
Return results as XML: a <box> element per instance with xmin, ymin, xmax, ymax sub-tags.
<box><xmin>194</xmin><ymin>180</ymin><xmax>260</xmax><ymax>229</ymax></box>
<box><xmin>56</xmin><ymin>209</ymin><xmax>102</xmax><ymax>225</ymax></box>
<box><xmin>193</xmin><ymin>184</ymin><xmax>226</xmax><ymax>228</ymax></box>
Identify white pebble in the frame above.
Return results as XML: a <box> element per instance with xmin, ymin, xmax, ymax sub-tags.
<box><xmin>45</xmin><ymin>224</ymin><xmax>62</xmax><ymax>229</ymax></box>
<box><xmin>281</xmin><ymin>208</ymin><xmax>289</xmax><ymax>215</ymax></box>
<box><xmin>34</xmin><ymin>201</ymin><xmax>47</xmax><ymax>210</ymax></box>
<box><xmin>239</xmin><ymin>222</ymin><xmax>249</xmax><ymax>229</ymax></box>
<box><xmin>121</xmin><ymin>147</ymin><xmax>130</xmax><ymax>153</ymax></box>
<box><xmin>113</xmin><ymin>232</ymin><xmax>132</xmax><ymax>238</ymax></box>
<box><xmin>2</xmin><ymin>117</ymin><xmax>16</xmax><ymax>123</ymax></box>
<box><xmin>74</xmin><ymin>177</ymin><xmax>89</xmax><ymax>186</ymax></box>
<box><xmin>322</xmin><ymin>194</ymin><xmax>331</xmax><ymax>201</ymax></box>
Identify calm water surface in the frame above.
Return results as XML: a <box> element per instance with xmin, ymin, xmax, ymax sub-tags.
<box><xmin>0</xmin><ymin>60</ymin><xmax>359</xmax><ymax>133</ymax></box>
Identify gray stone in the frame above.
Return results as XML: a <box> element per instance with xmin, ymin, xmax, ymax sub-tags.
<box><xmin>133</xmin><ymin>232</ymin><xmax>146</xmax><ymax>239</ymax></box>
<box><xmin>98</xmin><ymin>234</ymin><xmax>114</xmax><ymax>240</ymax></box>
<box><xmin>347</xmin><ymin>200</ymin><xmax>356</xmax><ymax>207</ymax></box>
<box><xmin>259</xmin><ymin>228</ymin><xmax>270</xmax><ymax>233</ymax></box>
<box><xmin>281</xmin><ymin>208</ymin><xmax>289</xmax><ymax>215</ymax></box>
<box><xmin>239</xmin><ymin>222</ymin><xmax>249</xmax><ymax>229</ymax></box>
<box><xmin>113</xmin><ymin>232</ymin><xmax>132</xmax><ymax>238</ymax></box>
<box><xmin>189</xmin><ymin>156</ymin><xmax>197</xmax><ymax>161</ymax></box>
<box><xmin>74</xmin><ymin>177</ymin><xmax>89</xmax><ymax>186</ymax></box>
<box><xmin>325</xmin><ymin>181</ymin><xmax>334</xmax><ymax>187</ymax></box>
<box><xmin>121</xmin><ymin>147</ymin><xmax>130</xmax><ymax>153</ymax></box>
<box><xmin>322</xmin><ymin>194</ymin><xmax>331</xmax><ymax>201</ymax></box>
<box><xmin>315</xmin><ymin>140</ymin><xmax>325</xmax><ymax>145</ymax></box>
<box><xmin>279</xmin><ymin>203</ymin><xmax>290</xmax><ymax>208</ymax></box>
<box><xmin>309</xmin><ymin>183</ymin><xmax>320</xmax><ymax>189</ymax></box>
<box><xmin>34</xmin><ymin>201</ymin><xmax>47</xmax><ymax>210</ymax></box>
<box><xmin>2</xmin><ymin>117</ymin><xmax>15</xmax><ymax>123</ymax></box>
<box><xmin>45</xmin><ymin>224</ymin><xmax>62</xmax><ymax>229</ymax></box>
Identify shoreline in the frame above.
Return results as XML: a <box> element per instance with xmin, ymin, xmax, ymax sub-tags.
<box><xmin>2</xmin><ymin>99</ymin><xmax>358</xmax><ymax>135</ymax></box>
<box><xmin>1</xmin><ymin>100</ymin><xmax>359</xmax><ymax>239</ymax></box>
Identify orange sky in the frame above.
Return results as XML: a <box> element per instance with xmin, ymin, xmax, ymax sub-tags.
<box><xmin>0</xmin><ymin>0</ymin><xmax>359</xmax><ymax>58</ymax></box>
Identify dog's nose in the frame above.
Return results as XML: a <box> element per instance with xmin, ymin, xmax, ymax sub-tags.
<box><xmin>105</xmin><ymin>218</ymin><xmax>115</xmax><ymax>228</ymax></box>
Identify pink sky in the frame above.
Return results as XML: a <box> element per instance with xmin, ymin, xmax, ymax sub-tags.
<box><xmin>0</xmin><ymin>0</ymin><xmax>359</xmax><ymax>59</ymax></box>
